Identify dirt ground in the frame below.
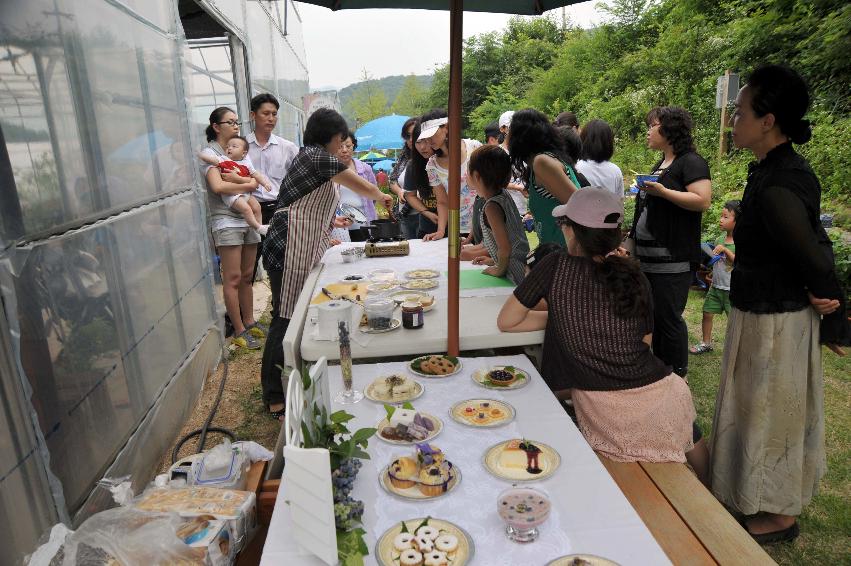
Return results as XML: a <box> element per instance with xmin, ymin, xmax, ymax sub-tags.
<box><xmin>158</xmin><ymin>280</ymin><xmax>281</xmax><ymax>473</ymax></box>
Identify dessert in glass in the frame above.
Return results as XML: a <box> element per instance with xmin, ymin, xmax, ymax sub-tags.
<box><xmin>497</xmin><ymin>486</ymin><xmax>551</xmax><ymax>542</ymax></box>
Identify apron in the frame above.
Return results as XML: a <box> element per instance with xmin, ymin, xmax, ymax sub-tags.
<box><xmin>528</xmin><ymin>153</ymin><xmax>580</xmax><ymax>246</ymax></box>
<box><xmin>279</xmin><ymin>181</ymin><xmax>341</xmax><ymax>318</ymax></box>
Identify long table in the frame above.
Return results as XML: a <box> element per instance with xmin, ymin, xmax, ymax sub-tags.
<box><xmin>261</xmin><ymin>355</ymin><xmax>671</xmax><ymax>565</ymax></box>
<box><xmin>286</xmin><ymin>240</ymin><xmax>545</xmax><ymax>365</ymax></box>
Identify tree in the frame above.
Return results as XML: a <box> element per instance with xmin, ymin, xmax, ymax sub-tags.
<box><xmin>347</xmin><ymin>69</ymin><xmax>389</xmax><ymax>126</ymax></box>
<box><xmin>390</xmin><ymin>74</ymin><xmax>427</xmax><ymax>116</ymax></box>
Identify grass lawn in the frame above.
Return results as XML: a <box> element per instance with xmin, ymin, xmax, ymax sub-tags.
<box><xmin>683</xmin><ymin>290</ymin><xmax>851</xmax><ymax>564</ymax></box>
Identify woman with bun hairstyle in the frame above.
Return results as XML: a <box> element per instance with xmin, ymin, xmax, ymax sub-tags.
<box><xmin>508</xmin><ymin>109</ymin><xmax>580</xmax><ymax>246</ymax></box>
<box><xmin>200</xmin><ymin>107</ymin><xmax>263</xmax><ymax>350</ymax></box>
<box><xmin>709</xmin><ymin>65</ymin><xmax>850</xmax><ymax>544</ymax></box>
<box><xmin>497</xmin><ymin>188</ymin><xmax>708</xmax><ymax>476</ymax></box>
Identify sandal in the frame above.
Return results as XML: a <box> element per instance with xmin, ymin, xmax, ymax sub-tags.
<box><xmin>247</xmin><ymin>321</ymin><xmax>269</xmax><ymax>338</ymax></box>
<box><xmin>689</xmin><ymin>342</ymin><xmax>713</xmax><ymax>354</ymax></box>
<box><xmin>749</xmin><ymin>521</ymin><xmax>799</xmax><ymax>545</ymax></box>
<box><xmin>269</xmin><ymin>408</ymin><xmax>285</xmax><ymax>421</ymax></box>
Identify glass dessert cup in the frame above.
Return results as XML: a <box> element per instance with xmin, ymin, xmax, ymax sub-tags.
<box><xmin>497</xmin><ymin>486</ymin><xmax>551</xmax><ymax>543</ymax></box>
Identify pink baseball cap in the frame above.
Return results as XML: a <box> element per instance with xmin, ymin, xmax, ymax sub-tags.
<box><xmin>551</xmin><ymin>187</ymin><xmax>624</xmax><ymax>228</ymax></box>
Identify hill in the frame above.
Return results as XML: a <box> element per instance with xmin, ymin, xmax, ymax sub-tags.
<box><xmin>339</xmin><ymin>74</ymin><xmax>432</xmax><ymax>125</ymax></box>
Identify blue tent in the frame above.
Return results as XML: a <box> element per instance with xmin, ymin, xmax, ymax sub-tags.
<box><xmin>355</xmin><ymin>114</ymin><xmax>410</xmax><ymax>151</ymax></box>
<box><xmin>372</xmin><ymin>159</ymin><xmax>395</xmax><ymax>172</ymax></box>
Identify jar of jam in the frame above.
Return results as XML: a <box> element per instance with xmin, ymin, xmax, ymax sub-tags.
<box><xmin>401</xmin><ymin>301</ymin><xmax>424</xmax><ymax>329</ymax></box>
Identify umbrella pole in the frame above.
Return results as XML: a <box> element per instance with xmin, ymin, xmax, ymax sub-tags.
<box><xmin>447</xmin><ymin>0</ymin><xmax>462</xmax><ymax>357</ymax></box>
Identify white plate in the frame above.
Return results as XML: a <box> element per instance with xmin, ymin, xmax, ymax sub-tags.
<box><xmin>378</xmin><ymin>462</ymin><xmax>461</xmax><ymax>500</ymax></box>
<box><xmin>408</xmin><ymin>355</ymin><xmax>462</xmax><ymax>378</ymax></box>
<box><xmin>471</xmin><ymin>366</ymin><xmax>530</xmax><ymax>390</ymax></box>
<box><xmin>449</xmin><ymin>399</ymin><xmax>516</xmax><ymax>428</ymax></box>
<box><xmin>375</xmin><ymin>518</ymin><xmax>474</xmax><ymax>566</ymax></box>
<box><xmin>404</xmin><ymin>269</ymin><xmax>440</xmax><ymax>279</ymax></box>
<box><xmin>401</xmin><ymin>279</ymin><xmax>439</xmax><ymax>291</ymax></box>
<box><xmin>389</xmin><ymin>291</ymin><xmax>436</xmax><ymax>311</ymax></box>
<box><xmin>546</xmin><ymin>555</ymin><xmax>620</xmax><ymax>566</ymax></box>
<box><xmin>359</xmin><ymin>318</ymin><xmax>401</xmax><ymax>334</ymax></box>
<box><xmin>338</xmin><ymin>274</ymin><xmax>366</xmax><ymax>285</ymax></box>
<box><xmin>483</xmin><ymin>439</ymin><xmax>561</xmax><ymax>482</ymax></box>
<box><xmin>377</xmin><ymin>413</ymin><xmax>442</xmax><ymax>445</ymax></box>
<box><xmin>365</xmin><ymin>376</ymin><xmax>424</xmax><ymax>403</ymax></box>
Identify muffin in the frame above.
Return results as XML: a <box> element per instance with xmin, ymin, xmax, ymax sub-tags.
<box><xmin>389</xmin><ymin>457</ymin><xmax>418</xmax><ymax>489</ymax></box>
<box><xmin>418</xmin><ymin>464</ymin><xmax>450</xmax><ymax>497</ymax></box>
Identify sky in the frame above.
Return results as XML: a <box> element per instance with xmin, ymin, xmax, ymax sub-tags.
<box><xmin>294</xmin><ymin>2</ymin><xmax>603</xmax><ymax>91</ymax></box>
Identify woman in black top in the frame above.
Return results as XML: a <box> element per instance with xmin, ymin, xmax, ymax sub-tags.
<box><xmin>629</xmin><ymin>106</ymin><xmax>711</xmax><ymax>378</ymax></box>
<box><xmin>403</xmin><ymin>118</ymin><xmax>440</xmax><ymax>238</ymax></box>
<box><xmin>709</xmin><ymin>65</ymin><xmax>849</xmax><ymax>544</ymax></box>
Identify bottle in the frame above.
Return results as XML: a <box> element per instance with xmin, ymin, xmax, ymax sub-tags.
<box><xmin>401</xmin><ymin>301</ymin><xmax>424</xmax><ymax>329</ymax></box>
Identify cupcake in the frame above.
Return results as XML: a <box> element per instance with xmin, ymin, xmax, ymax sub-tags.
<box><xmin>389</xmin><ymin>457</ymin><xmax>418</xmax><ymax>489</ymax></box>
<box><xmin>416</xmin><ymin>443</ymin><xmax>444</xmax><ymax>467</ymax></box>
<box><xmin>418</xmin><ymin>464</ymin><xmax>450</xmax><ymax>497</ymax></box>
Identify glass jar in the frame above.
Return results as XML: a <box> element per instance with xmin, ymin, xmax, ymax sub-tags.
<box><xmin>401</xmin><ymin>301</ymin><xmax>424</xmax><ymax>329</ymax></box>
<box><xmin>364</xmin><ymin>297</ymin><xmax>395</xmax><ymax>330</ymax></box>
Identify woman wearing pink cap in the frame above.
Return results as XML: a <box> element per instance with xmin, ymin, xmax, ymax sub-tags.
<box><xmin>498</xmin><ymin>188</ymin><xmax>709</xmax><ymax>480</ymax></box>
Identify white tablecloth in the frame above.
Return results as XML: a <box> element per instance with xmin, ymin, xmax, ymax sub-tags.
<box><xmin>299</xmin><ymin>241</ymin><xmax>544</xmax><ymax>362</ymax></box>
<box><xmin>261</xmin><ymin>356</ymin><xmax>671</xmax><ymax>566</ymax></box>
<box><xmin>317</xmin><ymin>239</ymin><xmax>516</xmax><ymax>300</ymax></box>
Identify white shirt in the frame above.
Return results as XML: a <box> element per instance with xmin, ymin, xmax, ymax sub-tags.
<box><xmin>246</xmin><ymin>132</ymin><xmax>298</xmax><ymax>202</ymax></box>
<box><xmin>576</xmin><ymin>159</ymin><xmax>625</xmax><ymax>197</ymax></box>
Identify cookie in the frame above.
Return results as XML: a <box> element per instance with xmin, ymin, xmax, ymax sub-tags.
<box><xmin>428</xmin><ymin>357</ymin><xmax>455</xmax><ymax>375</ymax></box>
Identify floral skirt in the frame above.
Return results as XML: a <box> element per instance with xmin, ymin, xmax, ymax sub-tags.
<box><xmin>709</xmin><ymin>307</ymin><xmax>825</xmax><ymax>516</ymax></box>
<box><xmin>572</xmin><ymin>373</ymin><xmax>696</xmax><ymax>463</ymax></box>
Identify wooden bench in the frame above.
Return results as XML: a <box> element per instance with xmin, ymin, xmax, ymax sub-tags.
<box><xmin>599</xmin><ymin>456</ymin><xmax>776</xmax><ymax>565</ymax></box>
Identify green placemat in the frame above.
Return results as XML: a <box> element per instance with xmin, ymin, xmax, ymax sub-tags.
<box><xmin>445</xmin><ymin>270</ymin><xmax>515</xmax><ymax>289</ymax></box>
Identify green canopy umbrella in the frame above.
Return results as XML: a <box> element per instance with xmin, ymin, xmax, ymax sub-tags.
<box><xmin>300</xmin><ymin>1</ymin><xmax>583</xmax><ymax>356</ymax></box>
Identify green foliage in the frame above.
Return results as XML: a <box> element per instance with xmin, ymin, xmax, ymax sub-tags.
<box><xmin>346</xmin><ymin>70</ymin><xmax>389</xmax><ymax>127</ymax></box>
<box><xmin>390</xmin><ymin>74</ymin><xmax>429</xmax><ymax>117</ymax></box>
<box><xmin>828</xmin><ymin>230</ymin><xmax>851</xmax><ymax>298</ymax></box>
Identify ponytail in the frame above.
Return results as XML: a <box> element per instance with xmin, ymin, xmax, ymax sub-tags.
<box><xmin>206</xmin><ymin>106</ymin><xmax>235</xmax><ymax>142</ymax></box>
<box><xmin>596</xmin><ymin>255</ymin><xmax>651</xmax><ymax>320</ymax></box>
<box><xmin>568</xmin><ymin>220</ymin><xmax>651</xmax><ymax>319</ymax></box>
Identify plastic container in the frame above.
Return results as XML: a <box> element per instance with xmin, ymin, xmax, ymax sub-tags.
<box><xmin>191</xmin><ymin>441</ymin><xmax>249</xmax><ymax>491</ymax></box>
<box><xmin>364</xmin><ymin>297</ymin><xmax>395</xmax><ymax>330</ymax></box>
<box><xmin>368</xmin><ymin>268</ymin><xmax>396</xmax><ymax>282</ymax></box>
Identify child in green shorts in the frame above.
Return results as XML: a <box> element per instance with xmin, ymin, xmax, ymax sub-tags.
<box><xmin>691</xmin><ymin>200</ymin><xmax>740</xmax><ymax>354</ymax></box>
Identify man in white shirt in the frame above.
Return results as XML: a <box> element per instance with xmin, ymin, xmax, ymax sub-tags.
<box><xmin>248</xmin><ymin>93</ymin><xmax>297</xmax><ymax>421</ymax></box>
<box><xmin>247</xmin><ymin>93</ymin><xmax>298</xmax><ymax>287</ymax></box>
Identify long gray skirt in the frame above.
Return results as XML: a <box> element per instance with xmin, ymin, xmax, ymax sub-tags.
<box><xmin>709</xmin><ymin>307</ymin><xmax>826</xmax><ymax>516</ymax></box>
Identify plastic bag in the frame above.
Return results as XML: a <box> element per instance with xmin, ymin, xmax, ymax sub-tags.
<box><xmin>44</xmin><ymin>507</ymin><xmax>205</xmax><ymax>565</ymax></box>
<box><xmin>192</xmin><ymin>439</ymin><xmax>249</xmax><ymax>490</ymax></box>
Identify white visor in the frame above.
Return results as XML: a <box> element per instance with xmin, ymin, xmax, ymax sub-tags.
<box><xmin>417</xmin><ymin>117</ymin><xmax>448</xmax><ymax>141</ymax></box>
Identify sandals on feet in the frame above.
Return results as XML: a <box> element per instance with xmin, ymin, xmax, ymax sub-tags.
<box><xmin>269</xmin><ymin>407</ymin><xmax>285</xmax><ymax>421</ymax></box>
<box><xmin>749</xmin><ymin>521</ymin><xmax>799</xmax><ymax>545</ymax></box>
<box><xmin>689</xmin><ymin>342</ymin><xmax>713</xmax><ymax>354</ymax></box>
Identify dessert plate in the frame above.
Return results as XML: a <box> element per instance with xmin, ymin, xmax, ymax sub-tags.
<box><xmin>471</xmin><ymin>366</ymin><xmax>530</xmax><ymax>390</ymax></box>
<box><xmin>401</xmin><ymin>278</ymin><xmax>439</xmax><ymax>290</ymax></box>
<box><xmin>547</xmin><ymin>556</ymin><xmax>621</xmax><ymax>566</ymax></box>
<box><xmin>483</xmin><ymin>439</ymin><xmax>560</xmax><ymax>481</ymax></box>
<box><xmin>379</xmin><ymin>462</ymin><xmax>461</xmax><ymax>500</ymax></box>
<box><xmin>377</xmin><ymin>413</ymin><xmax>443</xmax><ymax>445</ymax></box>
<box><xmin>359</xmin><ymin>318</ymin><xmax>402</xmax><ymax>334</ymax></box>
<box><xmin>376</xmin><ymin>517</ymin><xmax>474</xmax><ymax>566</ymax></box>
<box><xmin>365</xmin><ymin>376</ymin><xmax>424</xmax><ymax>403</ymax></box>
<box><xmin>449</xmin><ymin>399</ymin><xmax>515</xmax><ymax>428</ymax></box>
<box><xmin>409</xmin><ymin>355</ymin><xmax>462</xmax><ymax>378</ymax></box>
<box><xmin>405</xmin><ymin>269</ymin><xmax>440</xmax><ymax>279</ymax></box>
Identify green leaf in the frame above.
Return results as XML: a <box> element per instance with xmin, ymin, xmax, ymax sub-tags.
<box><xmin>331</xmin><ymin>410</ymin><xmax>356</xmax><ymax>424</ymax></box>
<box><xmin>349</xmin><ymin>447</ymin><xmax>371</xmax><ymax>461</ymax></box>
<box><xmin>300</xmin><ymin>422</ymin><xmax>314</xmax><ymax>447</ymax></box>
<box><xmin>400</xmin><ymin>520</ymin><xmax>409</xmax><ymax>534</ymax></box>
<box><xmin>383</xmin><ymin>403</ymin><xmax>396</xmax><ymax>421</ymax></box>
<box><xmin>351</xmin><ymin>427</ymin><xmax>377</xmax><ymax>446</ymax></box>
<box><xmin>445</xmin><ymin>355</ymin><xmax>459</xmax><ymax>364</ymax></box>
<box><xmin>401</xmin><ymin>402</ymin><xmax>415</xmax><ymax>410</ymax></box>
<box><xmin>415</xmin><ymin>516</ymin><xmax>431</xmax><ymax>532</ymax></box>
<box><xmin>300</xmin><ymin>367</ymin><xmax>312</xmax><ymax>392</ymax></box>
<box><xmin>337</xmin><ymin>528</ymin><xmax>367</xmax><ymax>566</ymax></box>
<box><xmin>504</xmin><ymin>366</ymin><xmax>515</xmax><ymax>372</ymax></box>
